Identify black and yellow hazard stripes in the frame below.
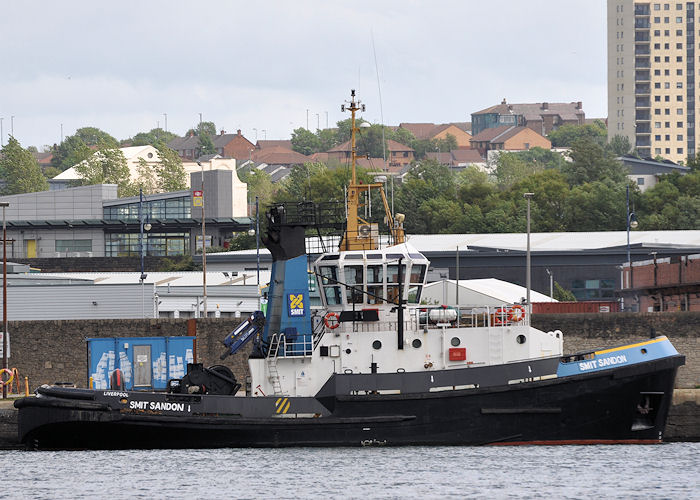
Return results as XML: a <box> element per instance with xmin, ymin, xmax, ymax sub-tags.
<box><xmin>275</xmin><ymin>397</ymin><xmax>291</xmax><ymax>414</ymax></box>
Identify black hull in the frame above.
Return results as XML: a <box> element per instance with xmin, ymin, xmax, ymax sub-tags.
<box><xmin>16</xmin><ymin>356</ymin><xmax>683</xmax><ymax>449</ymax></box>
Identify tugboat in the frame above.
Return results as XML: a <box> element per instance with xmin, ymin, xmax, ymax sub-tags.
<box><xmin>15</xmin><ymin>91</ymin><xmax>685</xmax><ymax>449</ymax></box>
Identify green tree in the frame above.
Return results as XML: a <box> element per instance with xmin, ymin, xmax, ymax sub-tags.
<box><xmin>51</xmin><ymin>135</ymin><xmax>93</xmax><ymax>171</ymax></box>
<box><xmin>335</xmin><ymin>117</ymin><xmax>367</xmax><ymax>145</ymax></box>
<box><xmin>74</xmin><ymin>147</ymin><xmax>134</xmax><ymax>196</ymax></box>
<box><xmin>42</xmin><ymin>166</ymin><xmax>62</xmax><ymax>180</ymax></box>
<box><xmin>494</xmin><ymin>152</ymin><xmax>545</xmax><ymax>190</ymax></box>
<box><xmin>74</xmin><ymin>127</ymin><xmax>119</xmax><ymax>149</ymax></box>
<box><xmin>547</xmin><ymin>121</ymin><xmax>607</xmax><ymax>147</ymax></box>
<box><xmin>134</xmin><ymin>157</ymin><xmax>159</xmax><ymax>194</ymax></box>
<box><xmin>395</xmin><ymin>160</ymin><xmax>457</xmax><ymax>233</ymax></box>
<box><xmin>553</xmin><ymin>282</ymin><xmax>577</xmax><ymax>301</ymax></box>
<box><xmin>241</xmin><ymin>169</ymin><xmax>274</xmax><ymax>207</ymax></box>
<box><xmin>562</xmin><ymin>181</ymin><xmax>626</xmax><ymax>231</ymax></box>
<box><xmin>199</xmin><ymin>133</ymin><xmax>216</xmax><ymax>155</ymax></box>
<box><xmin>456</xmin><ymin>166</ymin><xmax>496</xmax><ymax>207</ymax></box>
<box><xmin>154</xmin><ymin>143</ymin><xmax>187</xmax><ymax>192</ymax></box>
<box><xmin>607</xmin><ymin>134</ymin><xmax>632</xmax><ymax>156</ymax></box>
<box><xmin>387</xmin><ymin>127</ymin><xmax>415</xmax><ymax>148</ymax></box>
<box><xmin>291</xmin><ymin>127</ymin><xmax>321</xmax><ymax>155</ymax></box>
<box><xmin>408</xmin><ymin>138</ymin><xmax>435</xmax><ymax>159</ymax></box>
<box><xmin>317</xmin><ymin>128</ymin><xmax>338</xmax><ymax>152</ymax></box>
<box><xmin>1</xmin><ymin>137</ymin><xmax>50</xmax><ymax>194</ymax></box>
<box><xmin>563</xmin><ymin>137</ymin><xmax>628</xmax><ymax>186</ymax></box>
<box><xmin>128</xmin><ymin>128</ymin><xmax>179</xmax><ymax>147</ymax></box>
<box><xmin>511</xmin><ymin>170</ymin><xmax>571</xmax><ymax>232</ymax></box>
<box><xmin>514</xmin><ymin>147</ymin><xmax>566</xmax><ymax>170</ymax></box>
<box><xmin>227</xmin><ymin>232</ymin><xmax>257</xmax><ymax>251</ymax></box>
<box><xmin>435</xmin><ymin>133</ymin><xmax>458</xmax><ymax>152</ymax></box>
<box><xmin>196</xmin><ymin>121</ymin><xmax>217</xmax><ymax>137</ymax></box>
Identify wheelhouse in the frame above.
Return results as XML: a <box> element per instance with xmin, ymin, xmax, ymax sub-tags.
<box><xmin>313</xmin><ymin>246</ymin><xmax>430</xmax><ymax>310</ymax></box>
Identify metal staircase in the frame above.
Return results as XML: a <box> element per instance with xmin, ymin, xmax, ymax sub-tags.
<box><xmin>267</xmin><ymin>334</ymin><xmax>284</xmax><ymax>395</ymax></box>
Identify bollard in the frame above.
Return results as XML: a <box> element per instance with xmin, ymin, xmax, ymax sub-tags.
<box><xmin>89</xmin><ymin>377</ymin><xmax>94</xmax><ymax>389</ymax></box>
<box><xmin>25</xmin><ymin>376</ymin><xmax>29</xmax><ymax>397</ymax></box>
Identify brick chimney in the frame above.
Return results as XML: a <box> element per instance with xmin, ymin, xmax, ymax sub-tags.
<box><xmin>237</xmin><ymin>129</ymin><xmax>242</xmax><ymax>135</ymax></box>
<box><xmin>576</xmin><ymin>101</ymin><xmax>582</xmax><ymax>109</ymax></box>
<box><xmin>220</xmin><ymin>129</ymin><xmax>226</xmax><ymax>135</ymax></box>
<box><xmin>542</xmin><ymin>102</ymin><xmax>549</xmax><ymax>110</ymax></box>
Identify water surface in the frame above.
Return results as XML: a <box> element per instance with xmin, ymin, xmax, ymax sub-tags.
<box><xmin>3</xmin><ymin>443</ymin><xmax>698</xmax><ymax>499</ymax></box>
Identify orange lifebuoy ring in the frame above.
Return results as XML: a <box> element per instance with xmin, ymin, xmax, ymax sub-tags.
<box><xmin>508</xmin><ymin>305</ymin><xmax>526</xmax><ymax>322</ymax></box>
<box><xmin>324</xmin><ymin>312</ymin><xmax>340</xmax><ymax>329</ymax></box>
<box><xmin>491</xmin><ymin>307</ymin><xmax>508</xmax><ymax>326</ymax></box>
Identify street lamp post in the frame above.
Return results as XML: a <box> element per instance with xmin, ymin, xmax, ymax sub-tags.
<box><xmin>626</xmin><ymin>184</ymin><xmax>638</xmax><ymax>290</ymax></box>
<box><xmin>138</xmin><ymin>189</ymin><xmax>152</xmax><ymax>317</ymax></box>
<box><xmin>524</xmin><ymin>193</ymin><xmax>534</xmax><ymax>314</ymax></box>
<box><xmin>1</xmin><ymin>201</ymin><xmax>8</xmax><ymax>399</ymax></box>
<box><xmin>255</xmin><ymin>196</ymin><xmax>261</xmax><ymax>309</ymax></box>
<box><xmin>199</xmin><ymin>162</ymin><xmax>207</xmax><ymax>318</ymax></box>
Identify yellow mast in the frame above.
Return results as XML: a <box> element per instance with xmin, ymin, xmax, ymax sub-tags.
<box><xmin>339</xmin><ymin>89</ymin><xmax>405</xmax><ymax>251</ymax></box>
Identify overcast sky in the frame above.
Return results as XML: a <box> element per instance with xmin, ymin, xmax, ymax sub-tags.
<box><xmin>0</xmin><ymin>0</ymin><xmax>606</xmax><ymax>150</ymax></box>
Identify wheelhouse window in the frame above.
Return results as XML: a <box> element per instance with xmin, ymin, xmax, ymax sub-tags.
<box><xmin>387</xmin><ymin>264</ymin><xmax>406</xmax><ymax>304</ymax></box>
<box><xmin>319</xmin><ymin>265</ymin><xmax>342</xmax><ymax>305</ymax></box>
<box><xmin>367</xmin><ymin>264</ymin><xmax>384</xmax><ymax>305</ymax></box>
<box><xmin>344</xmin><ymin>265</ymin><xmax>364</xmax><ymax>304</ymax></box>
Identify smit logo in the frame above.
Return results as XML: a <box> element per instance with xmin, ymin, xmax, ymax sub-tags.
<box><xmin>288</xmin><ymin>294</ymin><xmax>304</xmax><ymax>316</ymax></box>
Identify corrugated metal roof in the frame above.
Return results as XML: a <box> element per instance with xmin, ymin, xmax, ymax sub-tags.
<box><xmin>404</xmin><ymin>231</ymin><xmax>700</xmax><ymax>252</ymax></box>
<box><xmin>36</xmin><ymin>271</ymin><xmax>270</xmax><ymax>287</ymax></box>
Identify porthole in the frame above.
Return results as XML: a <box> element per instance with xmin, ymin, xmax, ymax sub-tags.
<box><xmin>147</xmin><ymin>152</ymin><xmax>153</xmax><ymax>158</ymax></box>
<box><xmin>372</xmin><ymin>340</ymin><xmax>382</xmax><ymax>350</ymax></box>
<box><xmin>345</xmin><ymin>348</ymin><xmax>352</xmax><ymax>354</ymax></box>
<box><xmin>516</xmin><ymin>334</ymin><xmax>527</xmax><ymax>344</ymax></box>
<box><xmin>641</xmin><ymin>348</ymin><xmax>647</xmax><ymax>354</ymax></box>
<box><xmin>412</xmin><ymin>339</ymin><xmax>422</xmax><ymax>348</ymax></box>
<box><xmin>450</xmin><ymin>337</ymin><xmax>461</xmax><ymax>347</ymax></box>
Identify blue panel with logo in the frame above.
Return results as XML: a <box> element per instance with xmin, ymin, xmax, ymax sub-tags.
<box><xmin>87</xmin><ymin>336</ymin><xmax>195</xmax><ymax>391</ymax></box>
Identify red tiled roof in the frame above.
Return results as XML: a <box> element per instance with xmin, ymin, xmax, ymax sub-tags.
<box><xmin>399</xmin><ymin>123</ymin><xmax>437</xmax><ymax>140</ymax></box>
<box><xmin>451</xmin><ymin>149</ymin><xmax>484</xmax><ymax>163</ymax></box>
<box><xmin>256</xmin><ymin>140</ymin><xmax>292</xmax><ymax>150</ymax></box>
<box><xmin>425</xmin><ymin>152</ymin><xmax>453</xmax><ymax>164</ymax></box>
<box><xmin>470</xmin><ymin>125</ymin><xmax>515</xmax><ymax>142</ymax></box>
<box><xmin>252</xmin><ymin>146</ymin><xmax>310</xmax><ymax>165</ymax></box>
<box><xmin>386</xmin><ymin>139</ymin><xmax>414</xmax><ymax>152</ymax></box>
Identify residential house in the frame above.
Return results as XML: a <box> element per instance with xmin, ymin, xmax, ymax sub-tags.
<box><xmin>326</xmin><ymin>140</ymin><xmax>415</xmax><ymax>168</ymax></box>
<box><xmin>470</xmin><ymin>126</ymin><xmax>551</xmax><ymax>156</ymax></box>
<box><xmin>256</xmin><ymin>140</ymin><xmax>293</xmax><ymax>150</ymax></box>
<box><xmin>399</xmin><ymin>123</ymin><xmax>472</xmax><ymax>148</ymax></box>
<box><xmin>426</xmin><ymin>149</ymin><xmax>487</xmax><ymax>171</ymax></box>
<box><xmin>33</xmin><ymin>152</ymin><xmax>54</xmax><ymax>171</ymax></box>
<box><xmin>168</xmin><ymin>130</ymin><xmax>255</xmax><ymax>162</ymax></box>
<box><xmin>617</xmin><ymin>155</ymin><xmax>689</xmax><ymax>193</ymax></box>
<box><xmin>471</xmin><ymin>99</ymin><xmax>585</xmax><ymax>137</ymax></box>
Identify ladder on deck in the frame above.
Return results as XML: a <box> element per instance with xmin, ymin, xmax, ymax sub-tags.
<box><xmin>267</xmin><ymin>335</ymin><xmax>284</xmax><ymax>395</ymax></box>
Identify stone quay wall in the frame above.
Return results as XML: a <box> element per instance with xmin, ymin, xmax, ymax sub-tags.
<box><xmin>2</xmin><ymin>311</ymin><xmax>698</xmax><ymax>391</ymax></box>
<box><xmin>6</xmin><ymin>318</ymin><xmax>252</xmax><ymax>390</ymax></box>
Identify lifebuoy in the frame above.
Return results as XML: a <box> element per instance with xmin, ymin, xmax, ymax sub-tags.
<box><xmin>508</xmin><ymin>305</ymin><xmax>526</xmax><ymax>322</ymax></box>
<box><xmin>324</xmin><ymin>312</ymin><xmax>340</xmax><ymax>329</ymax></box>
<box><xmin>491</xmin><ymin>307</ymin><xmax>508</xmax><ymax>326</ymax></box>
<box><xmin>0</xmin><ymin>368</ymin><xmax>13</xmax><ymax>388</ymax></box>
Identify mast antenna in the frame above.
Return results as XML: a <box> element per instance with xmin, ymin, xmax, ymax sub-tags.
<box><xmin>339</xmin><ymin>90</ymin><xmax>404</xmax><ymax>252</ymax></box>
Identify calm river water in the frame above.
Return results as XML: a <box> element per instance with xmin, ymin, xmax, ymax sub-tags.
<box><xmin>2</xmin><ymin>443</ymin><xmax>698</xmax><ymax>499</ymax></box>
